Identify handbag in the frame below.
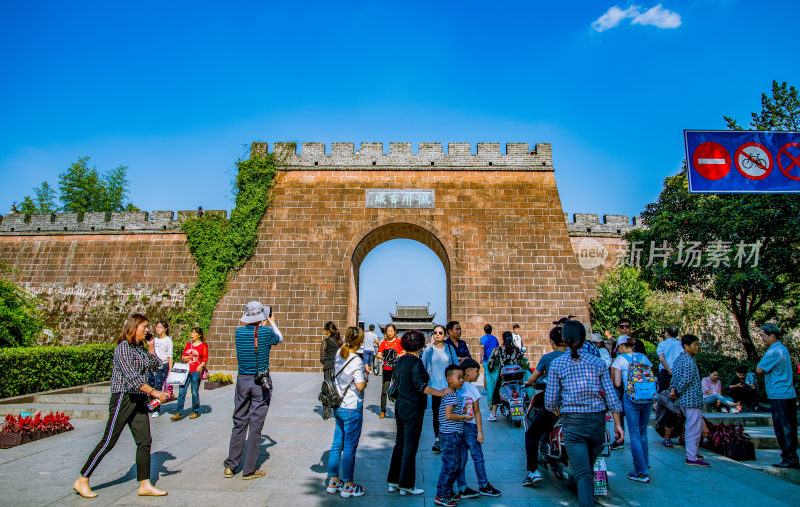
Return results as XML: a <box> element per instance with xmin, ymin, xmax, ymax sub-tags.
<box><xmin>387</xmin><ymin>377</ymin><xmax>399</xmax><ymax>403</ymax></box>
<box><xmin>201</xmin><ymin>366</ymin><xmax>210</xmax><ymax>380</ymax></box>
<box><xmin>319</xmin><ymin>356</ymin><xmax>357</xmax><ymax>408</ymax></box>
<box><xmin>166</xmin><ymin>363</ymin><xmax>190</xmax><ymax>386</ymax></box>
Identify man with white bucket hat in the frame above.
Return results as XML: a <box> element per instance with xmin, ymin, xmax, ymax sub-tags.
<box><xmin>223</xmin><ymin>301</ymin><xmax>283</xmax><ymax>480</ymax></box>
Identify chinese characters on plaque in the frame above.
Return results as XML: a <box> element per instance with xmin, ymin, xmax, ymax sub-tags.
<box><xmin>366</xmin><ymin>189</ymin><xmax>435</xmax><ymax>209</ymax></box>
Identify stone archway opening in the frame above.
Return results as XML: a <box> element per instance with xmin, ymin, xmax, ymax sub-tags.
<box><xmin>346</xmin><ymin>220</ymin><xmax>453</xmax><ymax>326</ymax></box>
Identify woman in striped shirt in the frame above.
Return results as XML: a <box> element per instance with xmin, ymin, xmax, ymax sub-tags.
<box><xmin>545</xmin><ymin>321</ymin><xmax>623</xmax><ymax>507</ymax></box>
<box><xmin>73</xmin><ymin>314</ymin><xmax>168</xmax><ymax>498</ymax></box>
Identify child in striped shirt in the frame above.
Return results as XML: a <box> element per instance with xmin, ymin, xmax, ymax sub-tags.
<box><xmin>435</xmin><ymin>365</ymin><xmax>473</xmax><ymax>507</ymax></box>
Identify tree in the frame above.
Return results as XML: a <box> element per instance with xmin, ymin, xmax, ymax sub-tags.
<box><xmin>590</xmin><ymin>266</ymin><xmax>656</xmax><ymax>340</ymax></box>
<box><xmin>12</xmin><ymin>157</ymin><xmax>137</xmax><ymax>214</ymax></box>
<box><xmin>17</xmin><ymin>181</ymin><xmax>58</xmax><ymax>214</ymax></box>
<box><xmin>630</xmin><ymin>81</ymin><xmax>800</xmax><ymax>361</ymax></box>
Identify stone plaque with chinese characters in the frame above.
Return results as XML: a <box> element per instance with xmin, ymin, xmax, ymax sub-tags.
<box><xmin>365</xmin><ymin>189</ymin><xmax>435</xmax><ymax>209</ymax></box>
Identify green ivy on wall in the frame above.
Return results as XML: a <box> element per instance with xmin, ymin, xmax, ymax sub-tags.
<box><xmin>177</xmin><ymin>148</ymin><xmax>287</xmax><ymax>344</ymax></box>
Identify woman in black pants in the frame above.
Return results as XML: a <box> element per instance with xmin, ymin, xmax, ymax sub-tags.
<box><xmin>73</xmin><ymin>314</ymin><xmax>168</xmax><ymax>498</ymax></box>
<box><xmin>386</xmin><ymin>330</ymin><xmax>445</xmax><ymax>495</ymax></box>
<box><xmin>544</xmin><ymin>321</ymin><xmax>623</xmax><ymax>507</ymax></box>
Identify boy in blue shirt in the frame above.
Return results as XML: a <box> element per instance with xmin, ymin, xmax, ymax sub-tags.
<box><xmin>455</xmin><ymin>359</ymin><xmax>501</xmax><ymax>498</ymax></box>
<box><xmin>480</xmin><ymin>324</ymin><xmax>499</xmax><ymax>394</ymax></box>
<box><xmin>435</xmin><ymin>365</ymin><xmax>473</xmax><ymax>507</ymax></box>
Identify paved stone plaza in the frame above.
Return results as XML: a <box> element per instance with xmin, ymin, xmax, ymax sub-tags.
<box><xmin>1</xmin><ymin>372</ymin><xmax>797</xmax><ymax>506</ymax></box>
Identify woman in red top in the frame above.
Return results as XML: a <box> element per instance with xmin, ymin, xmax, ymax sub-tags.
<box><xmin>172</xmin><ymin>326</ymin><xmax>208</xmax><ymax>420</ymax></box>
<box><xmin>377</xmin><ymin>324</ymin><xmax>404</xmax><ymax>419</ymax></box>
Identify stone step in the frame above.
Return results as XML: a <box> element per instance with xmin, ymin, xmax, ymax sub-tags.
<box><xmin>82</xmin><ymin>386</ymin><xmax>111</xmax><ymax>394</ymax></box>
<box><xmin>704</xmin><ymin>412</ymin><xmax>774</xmax><ymax>427</ymax></box>
<box><xmin>33</xmin><ymin>393</ymin><xmax>109</xmax><ymax>405</ymax></box>
<box><xmin>0</xmin><ymin>403</ymin><xmax>108</xmax><ymax>420</ymax></box>
<box><xmin>743</xmin><ymin>425</ymin><xmax>800</xmax><ymax>450</ymax></box>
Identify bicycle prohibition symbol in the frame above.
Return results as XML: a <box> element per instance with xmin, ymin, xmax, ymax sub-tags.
<box><xmin>734</xmin><ymin>142</ymin><xmax>772</xmax><ymax>180</ymax></box>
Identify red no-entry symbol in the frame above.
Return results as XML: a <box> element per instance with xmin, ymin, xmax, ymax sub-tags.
<box><xmin>692</xmin><ymin>142</ymin><xmax>731</xmax><ymax>180</ymax></box>
<box><xmin>777</xmin><ymin>143</ymin><xmax>800</xmax><ymax>181</ymax></box>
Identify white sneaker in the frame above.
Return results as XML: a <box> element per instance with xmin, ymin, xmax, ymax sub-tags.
<box><xmin>388</xmin><ymin>483</ymin><xmax>399</xmax><ymax>492</ymax></box>
<box><xmin>151</xmin><ymin>411</ymin><xmax>160</xmax><ymax>418</ymax></box>
<box><xmin>487</xmin><ymin>414</ymin><xmax>497</xmax><ymax>422</ymax></box>
<box><xmin>399</xmin><ymin>487</ymin><xmax>424</xmax><ymax>495</ymax></box>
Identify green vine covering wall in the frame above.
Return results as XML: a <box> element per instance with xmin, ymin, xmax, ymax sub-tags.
<box><xmin>177</xmin><ymin>150</ymin><xmax>285</xmax><ymax>347</ymax></box>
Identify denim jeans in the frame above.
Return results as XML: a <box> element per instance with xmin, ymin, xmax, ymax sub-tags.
<box><xmin>704</xmin><ymin>393</ymin><xmax>735</xmax><ymax>411</ymax></box>
<box><xmin>624</xmin><ymin>396</ymin><xmax>651</xmax><ymax>475</ymax></box>
<box><xmin>327</xmin><ymin>406</ymin><xmax>364</xmax><ymax>482</ymax></box>
<box><xmin>562</xmin><ymin>411</ymin><xmax>605</xmax><ymax>507</ymax></box>
<box><xmin>436</xmin><ymin>432</ymin><xmax>464</xmax><ymax>499</ymax></box>
<box><xmin>362</xmin><ymin>350</ymin><xmax>375</xmax><ymax>370</ymax></box>
<box><xmin>147</xmin><ymin>363</ymin><xmax>169</xmax><ymax>413</ymax></box>
<box><xmin>456</xmin><ymin>423</ymin><xmax>488</xmax><ymax>490</ymax></box>
<box><xmin>176</xmin><ymin>371</ymin><xmax>200</xmax><ymax>414</ymax></box>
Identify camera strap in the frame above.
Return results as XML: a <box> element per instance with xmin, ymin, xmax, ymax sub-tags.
<box><xmin>253</xmin><ymin>324</ymin><xmax>261</xmax><ymax>371</ymax></box>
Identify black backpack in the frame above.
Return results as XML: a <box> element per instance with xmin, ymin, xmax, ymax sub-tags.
<box><xmin>318</xmin><ymin>356</ymin><xmax>357</xmax><ymax>409</ymax></box>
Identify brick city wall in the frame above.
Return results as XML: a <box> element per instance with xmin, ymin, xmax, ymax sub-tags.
<box><xmin>0</xmin><ymin>142</ymin><xmax>640</xmax><ymax>371</ymax></box>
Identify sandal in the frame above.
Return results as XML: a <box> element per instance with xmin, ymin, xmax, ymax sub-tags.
<box><xmin>662</xmin><ymin>439</ymin><xmax>674</xmax><ymax>448</ymax></box>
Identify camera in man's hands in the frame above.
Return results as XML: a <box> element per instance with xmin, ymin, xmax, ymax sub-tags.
<box><xmin>254</xmin><ymin>370</ymin><xmax>272</xmax><ymax>390</ymax></box>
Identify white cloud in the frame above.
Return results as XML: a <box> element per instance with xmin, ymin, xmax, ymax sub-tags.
<box><xmin>591</xmin><ymin>6</ymin><xmax>640</xmax><ymax>32</ymax></box>
<box><xmin>591</xmin><ymin>4</ymin><xmax>682</xmax><ymax>32</ymax></box>
<box><xmin>631</xmin><ymin>4</ymin><xmax>682</xmax><ymax>29</ymax></box>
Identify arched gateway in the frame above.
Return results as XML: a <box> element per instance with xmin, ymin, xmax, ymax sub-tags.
<box><xmin>208</xmin><ymin>142</ymin><xmax>590</xmax><ymax>371</ymax></box>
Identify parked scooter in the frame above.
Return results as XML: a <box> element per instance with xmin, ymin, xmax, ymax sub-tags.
<box><xmin>496</xmin><ymin>364</ymin><xmax>529</xmax><ymax>427</ymax></box>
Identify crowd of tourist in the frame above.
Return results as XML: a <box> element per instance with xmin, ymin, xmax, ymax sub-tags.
<box><xmin>71</xmin><ymin>306</ymin><xmax>798</xmax><ymax>504</ymax></box>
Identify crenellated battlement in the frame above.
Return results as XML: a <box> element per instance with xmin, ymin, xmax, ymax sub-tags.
<box><xmin>251</xmin><ymin>142</ymin><xmax>553</xmax><ymax>170</ymax></box>
<box><xmin>565</xmin><ymin>213</ymin><xmax>643</xmax><ymax>236</ymax></box>
<box><xmin>0</xmin><ymin>210</ymin><xmax>227</xmax><ymax>234</ymax></box>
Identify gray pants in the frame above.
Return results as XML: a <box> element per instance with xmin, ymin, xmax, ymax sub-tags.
<box><xmin>224</xmin><ymin>374</ymin><xmax>272</xmax><ymax>475</ymax></box>
<box><xmin>562</xmin><ymin>411</ymin><xmax>605</xmax><ymax>507</ymax></box>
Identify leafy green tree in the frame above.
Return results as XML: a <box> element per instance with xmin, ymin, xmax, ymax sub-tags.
<box><xmin>0</xmin><ymin>265</ymin><xmax>43</xmax><ymax>347</ymax></box>
<box><xmin>13</xmin><ymin>157</ymin><xmax>137</xmax><ymax>213</ymax></box>
<box><xmin>16</xmin><ymin>181</ymin><xmax>58</xmax><ymax>214</ymax></box>
<box><xmin>590</xmin><ymin>266</ymin><xmax>656</xmax><ymax>340</ymax></box>
<box><xmin>630</xmin><ymin>81</ymin><xmax>800</xmax><ymax>361</ymax></box>
<box><xmin>34</xmin><ymin>181</ymin><xmax>58</xmax><ymax>213</ymax></box>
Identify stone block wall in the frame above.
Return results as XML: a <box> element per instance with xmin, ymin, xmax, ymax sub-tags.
<box><xmin>0</xmin><ymin>233</ymin><xmax>197</xmax><ymax>345</ymax></box>
<box><xmin>206</xmin><ymin>142</ymin><xmax>588</xmax><ymax>371</ymax></box>
<box><xmin>0</xmin><ymin>141</ymin><xmax>641</xmax><ymax>371</ymax></box>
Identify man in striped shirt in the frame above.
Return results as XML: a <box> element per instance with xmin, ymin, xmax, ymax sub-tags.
<box><xmin>223</xmin><ymin>301</ymin><xmax>283</xmax><ymax>480</ymax></box>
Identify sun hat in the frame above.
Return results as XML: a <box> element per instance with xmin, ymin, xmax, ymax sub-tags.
<box><xmin>241</xmin><ymin>301</ymin><xmax>271</xmax><ymax>324</ymax></box>
<box><xmin>589</xmin><ymin>332</ymin><xmax>605</xmax><ymax>343</ymax></box>
<box><xmin>614</xmin><ymin>335</ymin><xmax>635</xmax><ymax>354</ymax></box>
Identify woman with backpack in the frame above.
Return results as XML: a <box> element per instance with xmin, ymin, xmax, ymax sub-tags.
<box><xmin>325</xmin><ymin>326</ymin><xmax>368</xmax><ymax>498</ymax></box>
<box><xmin>611</xmin><ymin>336</ymin><xmax>655</xmax><ymax>483</ymax></box>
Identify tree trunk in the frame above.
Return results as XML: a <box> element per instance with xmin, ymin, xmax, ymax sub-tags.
<box><xmin>732</xmin><ymin>308</ymin><xmax>757</xmax><ymax>361</ymax></box>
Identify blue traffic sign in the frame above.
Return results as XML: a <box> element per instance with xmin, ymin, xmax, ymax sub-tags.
<box><xmin>684</xmin><ymin>130</ymin><xmax>800</xmax><ymax>193</ymax></box>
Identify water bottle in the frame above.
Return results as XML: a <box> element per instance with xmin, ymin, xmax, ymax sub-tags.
<box><xmin>146</xmin><ymin>398</ymin><xmax>161</xmax><ymax>411</ymax></box>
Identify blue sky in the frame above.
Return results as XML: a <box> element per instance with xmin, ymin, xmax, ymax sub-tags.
<box><xmin>2</xmin><ymin>1</ymin><xmax>798</xmax><ymax>331</ymax></box>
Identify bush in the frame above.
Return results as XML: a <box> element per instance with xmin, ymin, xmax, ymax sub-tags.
<box><xmin>0</xmin><ymin>344</ymin><xmax>115</xmax><ymax>398</ymax></box>
<box><xmin>0</xmin><ymin>265</ymin><xmax>44</xmax><ymax>347</ymax></box>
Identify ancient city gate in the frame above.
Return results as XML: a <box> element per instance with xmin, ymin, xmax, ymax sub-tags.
<box><xmin>208</xmin><ymin>142</ymin><xmax>591</xmax><ymax>371</ymax></box>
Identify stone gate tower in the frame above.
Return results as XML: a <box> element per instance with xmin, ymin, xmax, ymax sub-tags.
<box><xmin>208</xmin><ymin>142</ymin><xmax>590</xmax><ymax>371</ymax></box>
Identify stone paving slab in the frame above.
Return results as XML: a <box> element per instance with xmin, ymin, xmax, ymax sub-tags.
<box><xmin>0</xmin><ymin>372</ymin><xmax>797</xmax><ymax>506</ymax></box>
